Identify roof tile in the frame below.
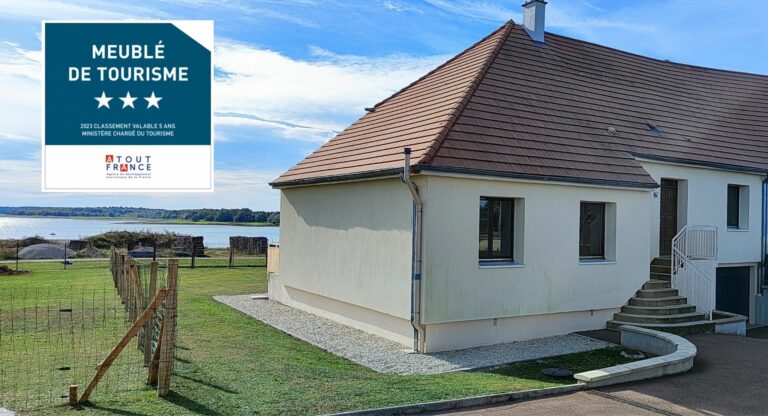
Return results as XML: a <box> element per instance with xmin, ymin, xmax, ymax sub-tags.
<box><xmin>272</xmin><ymin>22</ymin><xmax>768</xmax><ymax>188</ymax></box>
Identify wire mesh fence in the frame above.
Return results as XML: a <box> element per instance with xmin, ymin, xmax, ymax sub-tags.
<box><xmin>0</xmin><ymin>249</ymin><xmax>179</xmax><ymax>413</ymax></box>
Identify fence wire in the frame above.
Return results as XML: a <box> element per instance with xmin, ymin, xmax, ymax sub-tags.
<box><xmin>0</xmin><ymin>254</ymin><xmax>176</xmax><ymax>413</ymax></box>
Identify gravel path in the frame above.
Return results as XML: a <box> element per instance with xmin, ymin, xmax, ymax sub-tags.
<box><xmin>214</xmin><ymin>294</ymin><xmax>612</xmax><ymax>375</ymax></box>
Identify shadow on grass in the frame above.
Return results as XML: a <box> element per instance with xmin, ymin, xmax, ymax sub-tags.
<box><xmin>162</xmin><ymin>390</ymin><xmax>221</xmax><ymax>416</ymax></box>
<box><xmin>484</xmin><ymin>347</ymin><xmax>638</xmax><ymax>384</ymax></box>
<box><xmin>83</xmin><ymin>390</ymin><xmax>222</xmax><ymax>416</ymax></box>
<box><xmin>174</xmin><ymin>373</ymin><xmax>239</xmax><ymax>394</ymax></box>
<box><xmin>82</xmin><ymin>403</ymin><xmax>150</xmax><ymax>416</ymax></box>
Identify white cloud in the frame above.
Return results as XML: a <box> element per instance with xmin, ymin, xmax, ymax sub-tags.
<box><xmin>0</xmin><ymin>42</ymin><xmax>41</xmax><ymax>143</ymax></box>
<box><xmin>213</xmin><ymin>41</ymin><xmax>449</xmax><ymax>142</ymax></box>
<box><xmin>422</xmin><ymin>0</ymin><xmax>657</xmax><ymax>34</ymax></box>
<box><xmin>422</xmin><ymin>0</ymin><xmax>516</xmax><ymax>22</ymax></box>
<box><xmin>383</xmin><ymin>1</ymin><xmax>423</xmax><ymax>13</ymax></box>
<box><xmin>0</xmin><ymin>0</ymin><xmax>163</xmax><ymax>20</ymax></box>
<box><xmin>214</xmin><ymin>112</ymin><xmax>338</xmax><ymax>143</ymax></box>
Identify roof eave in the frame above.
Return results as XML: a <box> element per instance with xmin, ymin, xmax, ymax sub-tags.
<box><xmin>415</xmin><ymin>164</ymin><xmax>659</xmax><ymax>189</ymax></box>
<box><xmin>269</xmin><ymin>168</ymin><xmax>404</xmax><ymax>189</ymax></box>
<box><xmin>632</xmin><ymin>153</ymin><xmax>768</xmax><ymax>176</ymax></box>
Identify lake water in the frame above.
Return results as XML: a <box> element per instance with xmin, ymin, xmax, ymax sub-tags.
<box><xmin>0</xmin><ymin>216</ymin><xmax>279</xmax><ymax>248</ymax></box>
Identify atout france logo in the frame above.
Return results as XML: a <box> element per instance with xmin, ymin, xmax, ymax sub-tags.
<box><xmin>105</xmin><ymin>154</ymin><xmax>152</xmax><ymax>172</ymax></box>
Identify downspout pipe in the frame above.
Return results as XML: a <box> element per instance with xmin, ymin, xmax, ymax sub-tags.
<box><xmin>401</xmin><ymin>148</ymin><xmax>426</xmax><ymax>352</ymax></box>
<box><xmin>760</xmin><ymin>176</ymin><xmax>768</xmax><ymax>291</ymax></box>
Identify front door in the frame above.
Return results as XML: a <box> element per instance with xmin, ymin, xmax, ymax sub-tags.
<box><xmin>716</xmin><ymin>266</ymin><xmax>751</xmax><ymax>317</ymax></box>
<box><xmin>659</xmin><ymin>179</ymin><xmax>678</xmax><ymax>256</ymax></box>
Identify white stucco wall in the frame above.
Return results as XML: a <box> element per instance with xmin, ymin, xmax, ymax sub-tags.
<box><xmin>641</xmin><ymin>160</ymin><xmax>765</xmax><ymax>264</ymax></box>
<box><xmin>271</xmin><ymin>178</ymin><xmax>415</xmax><ymax>344</ymax></box>
<box><xmin>273</xmin><ymin>163</ymin><xmax>766</xmax><ymax>351</ymax></box>
<box><xmin>419</xmin><ymin>174</ymin><xmax>652</xmax><ymax>326</ymax></box>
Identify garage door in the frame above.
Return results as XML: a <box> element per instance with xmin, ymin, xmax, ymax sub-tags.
<box><xmin>716</xmin><ymin>266</ymin><xmax>751</xmax><ymax>317</ymax></box>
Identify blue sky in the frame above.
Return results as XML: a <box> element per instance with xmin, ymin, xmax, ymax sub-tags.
<box><xmin>1</xmin><ymin>0</ymin><xmax>767</xmax><ymax>211</ymax></box>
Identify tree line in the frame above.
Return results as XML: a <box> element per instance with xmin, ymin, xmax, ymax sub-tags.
<box><xmin>0</xmin><ymin>206</ymin><xmax>280</xmax><ymax>225</ymax></box>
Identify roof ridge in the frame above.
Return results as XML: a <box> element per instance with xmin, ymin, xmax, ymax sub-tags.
<box><xmin>369</xmin><ymin>20</ymin><xmax>515</xmax><ymax>112</ymax></box>
<box><xmin>418</xmin><ymin>20</ymin><xmax>516</xmax><ymax>166</ymax></box>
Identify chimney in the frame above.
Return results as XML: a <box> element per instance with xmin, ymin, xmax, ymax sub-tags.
<box><xmin>522</xmin><ymin>0</ymin><xmax>546</xmax><ymax>43</ymax></box>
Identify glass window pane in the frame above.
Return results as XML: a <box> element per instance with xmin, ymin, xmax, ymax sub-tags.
<box><xmin>479</xmin><ymin>198</ymin><xmax>489</xmax><ymax>258</ymax></box>
<box><xmin>491</xmin><ymin>200</ymin><xmax>503</xmax><ymax>257</ymax></box>
<box><xmin>499</xmin><ymin>199</ymin><xmax>513</xmax><ymax>258</ymax></box>
<box><xmin>479</xmin><ymin>197</ymin><xmax>515</xmax><ymax>260</ymax></box>
<box><xmin>727</xmin><ymin>185</ymin><xmax>739</xmax><ymax>228</ymax></box>
<box><xmin>580</xmin><ymin>203</ymin><xmax>605</xmax><ymax>258</ymax></box>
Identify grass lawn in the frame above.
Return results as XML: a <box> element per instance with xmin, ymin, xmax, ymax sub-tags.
<box><xmin>0</xmin><ymin>260</ymin><xmax>638</xmax><ymax>415</ymax></box>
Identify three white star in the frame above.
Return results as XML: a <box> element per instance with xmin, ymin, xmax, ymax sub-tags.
<box><xmin>119</xmin><ymin>91</ymin><xmax>138</xmax><ymax>109</ymax></box>
<box><xmin>94</xmin><ymin>91</ymin><xmax>112</xmax><ymax>109</ymax></box>
<box><xmin>144</xmin><ymin>92</ymin><xmax>162</xmax><ymax>109</ymax></box>
<box><xmin>96</xmin><ymin>91</ymin><xmax>163</xmax><ymax>109</ymax></box>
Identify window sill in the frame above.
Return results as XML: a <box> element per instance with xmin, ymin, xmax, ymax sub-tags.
<box><xmin>726</xmin><ymin>228</ymin><xmax>750</xmax><ymax>232</ymax></box>
<box><xmin>578</xmin><ymin>259</ymin><xmax>616</xmax><ymax>265</ymax></box>
<box><xmin>478</xmin><ymin>261</ymin><xmax>524</xmax><ymax>269</ymax></box>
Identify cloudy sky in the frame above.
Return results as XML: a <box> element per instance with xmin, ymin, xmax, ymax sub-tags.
<box><xmin>1</xmin><ymin>0</ymin><xmax>767</xmax><ymax>211</ymax></box>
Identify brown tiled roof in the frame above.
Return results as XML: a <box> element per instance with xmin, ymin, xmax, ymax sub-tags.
<box><xmin>272</xmin><ymin>21</ymin><xmax>768</xmax><ymax>188</ymax></box>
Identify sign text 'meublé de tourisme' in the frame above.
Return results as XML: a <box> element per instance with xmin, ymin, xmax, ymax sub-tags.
<box><xmin>68</xmin><ymin>42</ymin><xmax>190</xmax><ymax>82</ymax></box>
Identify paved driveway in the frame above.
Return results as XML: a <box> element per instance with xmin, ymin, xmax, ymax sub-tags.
<box><xmin>431</xmin><ymin>333</ymin><xmax>768</xmax><ymax>415</ymax></box>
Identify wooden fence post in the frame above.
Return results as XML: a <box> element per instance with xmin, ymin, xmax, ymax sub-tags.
<box><xmin>148</xmin><ymin>320</ymin><xmax>164</xmax><ymax>386</ymax></box>
<box><xmin>143</xmin><ymin>261</ymin><xmax>158</xmax><ymax>365</ymax></box>
<box><xmin>69</xmin><ymin>385</ymin><xmax>78</xmax><ymax>406</ymax></box>
<box><xmin>264</xmin><ymin>239</ymin><xmax>268</xmax><ymax>269</ymax></box>
<box><xmin>157</xmin><ymin>259</ymin><xmax>178</xmax><ymax>396</ymax></box>
<box><xmin>79</xmin><ymin>289</ymin><xmax>167</xmax><ymax>403</ymax></box>
<box><xmin>119</xmin><ymin>255</ymin><xmax>127</xmax><ymax>302</ymax></box>
<box><xmin>126</xmin><ymin>261</ymin><xmax>134</xmax><ymax>317</ymax></box>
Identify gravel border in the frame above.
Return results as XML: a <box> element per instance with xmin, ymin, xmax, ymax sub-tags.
<box><xmin>215</xmin><ymin>294</ymin><xmax>612</xmax><ymax>375</ymax></box>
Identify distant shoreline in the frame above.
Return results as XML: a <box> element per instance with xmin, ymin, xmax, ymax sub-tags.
<box><xmin>0</xmin><ymin>214</ymin><xmax>276</xmax><ymax>227</ymax></box>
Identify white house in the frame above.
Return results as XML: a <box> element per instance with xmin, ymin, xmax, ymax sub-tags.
<box><xmin>269</xmin><ymin>1</ymin><xmax>768</xmax><ymax>353</ymax></box>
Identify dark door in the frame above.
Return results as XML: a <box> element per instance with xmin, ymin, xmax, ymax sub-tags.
<box><xmin>716</xmin><ymin>267</ymin><xmax>751</xmax><ymax>317</ymax></box>
<box><xmin>659</xmin><ymin>179</ymin><xmax>678</xmax><ymax>256</ymax></box>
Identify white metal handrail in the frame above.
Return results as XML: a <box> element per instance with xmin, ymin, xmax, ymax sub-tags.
<box><xmin>671</xmin><ymin>225</ymin><xmax>717</xmax><ymax>318</ymax></box>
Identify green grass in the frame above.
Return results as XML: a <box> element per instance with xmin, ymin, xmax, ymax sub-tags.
<box><xmin>0</xmin><ymin>260</ymin><xmax>638</xmax><ymax>415</ymax></box>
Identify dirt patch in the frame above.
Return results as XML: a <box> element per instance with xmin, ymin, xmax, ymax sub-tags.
<box><xmin>0</xmin><ymin>266</ymin><xmax>29</xmax><ymax>276</ymax></box>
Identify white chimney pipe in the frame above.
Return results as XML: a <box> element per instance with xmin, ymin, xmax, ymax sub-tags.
<box><xmin>522</xmin><ymin>0</ymin><xmax>547</xmax><ymax>43</ymax></box>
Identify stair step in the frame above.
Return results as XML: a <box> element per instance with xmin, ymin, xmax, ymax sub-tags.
<box><xmin>650</xmin><ymin>264</ymin><xmax>671</xmax><ymax>274</ymax></box>
<box><xmin>621</xmin><ymin>304</ymin><xmax>697</xmax><ymax>316</ymax></box>
<box><xmin>650</xmin><ymin>272</ymin><xmax>672</xmax><ymax>281</ymax></box>
<box><xmin>607</xmin><ymin>319</ymin><xmax>715</xmax><ymax>336</ymax></box>
<box><xmin>643</xmin><ymin>280</ymin><xmax>671</xmax><ymax>290</ymax></box>
<box><xmin>628</xmin><ymin>295</ymin><xmax>688</xmax><ymax>307</ymax></box>
<box><xmin>613</xmin><ymin>311</ymin><xmax>708</xmax><ymax>325</ymax></box>
<box><xmin>636</xmin><ymin>288</ymin><xmax>679</xmax><ymax>298</ymax></box>
<box><xmin>651</xmin><ymin>257</ymin><xmax>672</xmax><ymax>267</ymax></box>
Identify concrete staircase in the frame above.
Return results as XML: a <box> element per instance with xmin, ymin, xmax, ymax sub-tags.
<box><xmin>607</xmin><ymin>258</ymin><xmax>715</xmax><ymax>335</ymax></box>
